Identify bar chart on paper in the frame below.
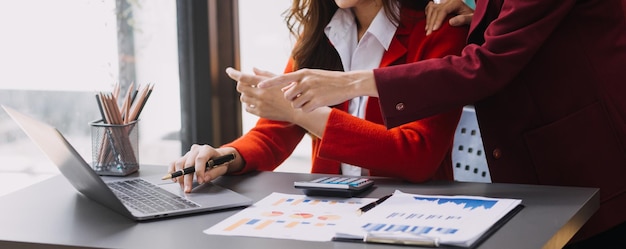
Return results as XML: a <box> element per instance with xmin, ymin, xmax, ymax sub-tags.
<box><xmin>334</xmin><ymin>190</ymin><xmax>522</xmax><ymax>247</ymax></box>
<box><xmin>204</xmin><ymin>193</ymin><xmax>374</xmax><ymax>241</ymax></box>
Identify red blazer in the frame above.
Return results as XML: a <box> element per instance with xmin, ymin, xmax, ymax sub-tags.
<box><xmin>374</xmin><ymin>0</ymin><xmax>626</xmax><ymax>240</ymax></box>
<box><xmin>224</xmin><ymin>6</ymin><xmax>468</xmax><ymax>183</ymax></box>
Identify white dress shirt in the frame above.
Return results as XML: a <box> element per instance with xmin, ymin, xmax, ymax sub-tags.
<box><xmin>324</xmin><ymin>6</ymin><xmax>398</xmax><ymax>176</ymax></box>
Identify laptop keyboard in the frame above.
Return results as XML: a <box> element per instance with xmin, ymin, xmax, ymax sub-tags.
<box><xmin>107</xmin><ymin>178</ymin><xmax>200</xmax><ymax>214</ymax></box>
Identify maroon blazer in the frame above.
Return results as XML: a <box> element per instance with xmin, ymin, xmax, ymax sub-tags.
<box><xmin>373</xmin><ymin>0</ymin><xmax>626</xmax><ymax>241</ymax></box>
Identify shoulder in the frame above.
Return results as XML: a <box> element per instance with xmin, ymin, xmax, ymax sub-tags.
<box><xmin>397</xmin><ymin>4</ymin><xmax>467</xmax><ymax>38</ymax></box>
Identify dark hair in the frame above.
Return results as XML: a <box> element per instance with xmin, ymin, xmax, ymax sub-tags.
<box><xmin>284</xmin><ymin>0</ymin><xmax>403</xmax><ymax>71</ymax></box>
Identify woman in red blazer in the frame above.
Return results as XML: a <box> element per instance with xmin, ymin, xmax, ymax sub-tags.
<box><xmin>169</xmin><ymin>0</ymin><xmax>467</xmax><ymax>192</ymax></box>
<box><xmin>258</xmin><ymin>0</ymin><xmax>626</xmax><ymax>246</ymax></box>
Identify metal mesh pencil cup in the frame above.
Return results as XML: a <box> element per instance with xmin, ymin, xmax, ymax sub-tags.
<box><xmin>90</xmin><ymin>120</ymin><xmax>139</xmax><ymax>176</ymax></box>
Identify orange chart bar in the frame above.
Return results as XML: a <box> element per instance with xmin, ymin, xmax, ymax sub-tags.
<box><xmin>255</xmin><ymin>220</ymin><xmax>274</xmax><ymax>230</ymax></box>
<box><xmin>224</xmin><ymin>218</ymin><xmax>250</xmax><ymax>231</ymax></box>
<box><xmin>286</xmin><ymin>221</ymin><xmax>299</xmax><ymax>228</ymax></box>
<box><xmin>272</xmin><ymin>198</ymin><xmax>286</xmax><ymax>206</ymax></box>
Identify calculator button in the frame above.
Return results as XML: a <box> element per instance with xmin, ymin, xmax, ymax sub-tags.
<box><xmin>312</xmin><ymin>177</ymin><xmax>330</xmax><ymax>183</ymax></box>
<box><xmin>342</xmin><ymin>178</ymin><xmax>358</xmax><ymax>184</ymax></box>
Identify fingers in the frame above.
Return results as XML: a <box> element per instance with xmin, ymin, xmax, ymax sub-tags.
<box><xmin>193</xmin><ymin>146</ymin><xmax>212</xmax><ymax>185</ymax></box>
<box><xmin>225</xmin><ymin>67</ymin><xmax>242</xmax><ymax>81</ymax></box>
<box><xmin>425</xmin><ymin>2</ymin><xmax>447</xmax><ymax>36</ymax></box>
<box><xmin>169</xmin><ymin>147</ymin><xmax>196</xmax><ymax>191</ymax></box>
<box><xmin>449</xmin><ymin>13</ymin><xmax>473</xmax><ymax>27</ymax></box>
<box><xmin>425</xmin><ymin>0</ymin><xmax>473</xmax><ymax>35</ymax></box>
<box><xmin>252</xmin><ymin>67</ymin><xmax>276</xmax><ymax>78</ymax></box>
<box><xmin>226</xmin><ymin>67</ymin><xmax>265</xmax><ymax>88</ymax></box>
<box><xmin>205</xmin><ymin>163</ymin><xmax>229</xmax><ymax>182</ymax></box>
<box><xmin>257</xmin><ymin>71</ymin><xmax>303</xmax><ymax>88</ymax></box>
<box><xmin>230</xmin><ymin>68</ymin><xmax>262</xmax><ymax>112</ymax></box>
<box><xmin>425</xmin><ymin>2</ymin><xmax>436</xmax><ymax>33</ymax></box>
<box><xmin>168</xmin><ymin>160</ymin><xmax>181</xmax><ymax>183</ymax></box>
<box><xmin>170</xmin><ymin>144</ymin><xmax>223</xmax><ymax>193</ymax></box>
<box><xmin>237</xmin><ymin>81</ymin><xmax>259</xmax><ymax>114</ymax></box>
<box><xmin>182</xmin><ymin>146</ymin><xmax>198</xmax><ymax>192</ymax></box>
<box><xmin>281</xmin><ymin>82</ymin><xmax>298</xmax><ymax>100</ymax></box>
<box><xmin>282</xmin><ymin>82</ymin><xmax>308</xmax><ymax>109</ymax></box>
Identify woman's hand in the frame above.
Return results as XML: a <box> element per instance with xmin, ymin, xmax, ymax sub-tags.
<box><xmin>425</xmin><ymin>0</ymin><xmax>474</xmax><ymax>36</ymax></box>
<box><xmin>168</xmin><ymin>145</ymin><xmax>239</xmax><ymax>193</ymax></box>
<box><xmin>227</xmin><ymin>67</ymin><xmax>303</xmax><ymax>122</ymax></box>
<box><xmin>257</xmin><ymin>69</ymin><xmax>377</xmax><ymax>113</ymax></box>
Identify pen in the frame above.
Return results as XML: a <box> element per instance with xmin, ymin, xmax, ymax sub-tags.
<box><xmin>364</xmin><ymin>232</ymin><xmax>440</xmax><ymax>247</ymax></box>
<box><xmin>358</xmin><ymin>194</ymin><xmax>392</xmax><ymax>214</ymax></box>
<box><xmin>332</xmin><ymin>231</ymin><xmax>440</xmax><ymax>247</ymax></box>
<box><xmin>161</xmin><ymin>153</ymin><xmax>236</xmax><ymax>180</ymax></box>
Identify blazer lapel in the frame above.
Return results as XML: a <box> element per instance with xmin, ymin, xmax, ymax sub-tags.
<box><xmin>380</xmin><ymin>38</ymin><xmax>406</xmax><ymax>67</ymax></box>
<box><xmin>379</xmin><ymin>25</ymin><xmax>408</xmax><ymax>67</ymax></box>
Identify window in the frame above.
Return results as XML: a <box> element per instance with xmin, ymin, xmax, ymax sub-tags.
<box><xmin>238</xmin><ymin>0</ymin><xmax>311</xmax><ymax>173</ymax></box>
<box><xmin>0</xmin><ymin>0</ymin><xmax>181</xmax><ymax>196</ymax></box>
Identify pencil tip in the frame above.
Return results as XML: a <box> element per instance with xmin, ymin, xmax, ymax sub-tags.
<box><xmin>161</xmin><ymin>175</ymin><xmax>171</xmax><ymax>180</ymax></box>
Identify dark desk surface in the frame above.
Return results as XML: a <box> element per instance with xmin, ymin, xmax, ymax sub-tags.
<box><xmin>0</xmin><ymin>165</ymin><xmax>598</xmax><ymax>249</ymax></box>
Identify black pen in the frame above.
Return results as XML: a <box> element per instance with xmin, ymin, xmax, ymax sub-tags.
<box><xmin>161</xmin><ymin>153</ymin><xmax>236</xmax><ymax>180</ymax></box>
<box><xmin>358</xmin><ymin>194</ymin><xmax>392</xmax><ymax>214</ymax></box>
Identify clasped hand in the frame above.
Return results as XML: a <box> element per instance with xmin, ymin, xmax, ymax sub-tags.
<box><xmin>226</xmin><ymin>67</ymin><xmax>301</xmax><ymax>123</ymax></box>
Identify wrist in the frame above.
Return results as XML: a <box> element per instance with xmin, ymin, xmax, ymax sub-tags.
<box><xmin>292</xmin><ymin>107</ymin><xmax>331</xmax><ymax>138</ymax></box>
<box><xmin>216</xmin><ymin>147</ymin><xmax>244</xmax><ymax>174</ymax></box>
<box><xmin>349</xmin><ymin>70</ymin><xmax>378</xmax><ymax>97</ymax></box>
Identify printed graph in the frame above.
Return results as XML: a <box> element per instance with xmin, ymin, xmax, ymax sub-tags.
<box><xmin>386</xmin><ymin>212</ymin><xmax>462</xmax><ymax>221</ymax></box>
<box><xmin>223</xmin><ymin>217</ymin><xmax>338</xmax><ymax>231</ymax></box>
<box><xmin>205</xmin><ymin>193</ymin><xmax>372</xmax><ymax>241</ymax></box>
<box><xmin>272</xmin><ymin>197</ymin><xmax>363</xmax><ymax>206</ymax></box>
<box><xmin>362</xmin><ymin>222</ymin><xmax>458</xmax><ymax>235</ymax></box>
<box><xmin>413</xmin><ymin>197</ymin><xmax>497</xmax><ymax>210</ymax></box>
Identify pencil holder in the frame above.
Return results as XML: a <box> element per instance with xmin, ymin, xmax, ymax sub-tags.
<box><xmin>90</xmin><ymin>120</ymin><xmax>139</xmax><ymax>176</ymax></box>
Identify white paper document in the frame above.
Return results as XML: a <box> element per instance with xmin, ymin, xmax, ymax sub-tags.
<box><xmin>333</xmin><ymin>190</ymin><xmax>522</xmax><ymax>247</ymax></box>
<box><xmin>204</xmin><ymin>191</ymin><xmax>521</xmax><ymax>247</ymax></box>
<box><xmin>204</xmin><ymin>192</ymin><xmax>374</xmax><ymax>241</ymax></box>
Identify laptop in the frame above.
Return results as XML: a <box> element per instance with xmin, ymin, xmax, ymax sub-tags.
<box><xmin>2</xmin><ymin>105</ymin><xmax>252</xmax><ymax>221</ymax></box>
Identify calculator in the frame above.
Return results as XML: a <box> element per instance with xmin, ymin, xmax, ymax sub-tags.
<box><xmin>294</xmin><ymin>176</ymin><xmax>375</xmax><ymax>197</ymax></box>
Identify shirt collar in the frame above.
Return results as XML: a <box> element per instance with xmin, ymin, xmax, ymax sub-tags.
<box><xmin>325</xmin><ymin>6</ymin><xmax>398</xmax><ymax>50</ymax></box>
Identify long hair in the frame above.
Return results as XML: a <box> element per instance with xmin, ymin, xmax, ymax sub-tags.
<box><xmin>284</xmin><ymin>0</ymin><xmax>402</xmax><ymax>71</ymax></box>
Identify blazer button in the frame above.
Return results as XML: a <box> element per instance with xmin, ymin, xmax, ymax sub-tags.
<box><xmin>492</xmin><ymin>149</ymin><xmax>502</xmax><ymax>159</ymax></box>
<box><xmin>395</xmin><ymin>103</ymin><xmax>405</xmax><ymax>111</ymax></box>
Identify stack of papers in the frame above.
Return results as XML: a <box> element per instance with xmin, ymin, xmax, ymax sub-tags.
<box><xmin>204</xmin><ymin>191</ymin><xmax>522</xmax><ymax>247</ymax></box>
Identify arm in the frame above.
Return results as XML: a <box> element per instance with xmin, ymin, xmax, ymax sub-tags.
<box><xmin>169</xmin><ymin>66</ymin><xmax>310</xmax><ymax>192</ymax></box>
<box><xmin>317</xmin><ymin>13</ymin><xmax>470</xmax><ymax>183</ymax></box>
<box><xmin>167</xmin><ymin>119</ymin><xmax>307</xmax><ymax>193</ymax></box>
<box><xmin>223</xmin><ymin>118</ymin><xmax>307</xmax><ymax>173</ymax></box>
<box><xmin>260</xmin><ymin>69</ymin><xmax>379</xmax><ymax>113</ymax></box>
<box><xmin>376</xmin><ymin>0</ymin><xmax>576</xmax><ymax>127</ymax></box>
<box><xmin>260</xmin><ymin>0</ymin><xmax>575</xmax><ymax>125</ymax></box>
<box><xmin>223</xmin><ymin>66</ymin><xmax>310</xmax><ymax>173</ymax></box>
<box><xmin>226</xmin><ymin>67</ymin><xmax>331</xmax><ymax>138</ymax></box>
<box><xmin>319</xmin><ymin>107</ymin><xmax>461</xmax><ymax>182</ymax></box>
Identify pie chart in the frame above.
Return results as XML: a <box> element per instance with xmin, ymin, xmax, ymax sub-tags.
<box><xmin>290</xmin><ymin>212</ymin><xmax>314</xmax><ymax>219</ymax></box>
<box><xmin>318</xmin><ymin>215</ymin><xmax>341</xmax><ymax>220</ymax></box>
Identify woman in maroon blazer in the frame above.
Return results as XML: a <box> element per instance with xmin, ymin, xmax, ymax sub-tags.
<box><xmin>169</xmin><ymin>1</ymin><xmax>467</xmax><ymax>192</ymax></box>
<box><xmin>259</xmin><ymin>0</ymin><xmax>626</xmax><ymax>247</ymax></box>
